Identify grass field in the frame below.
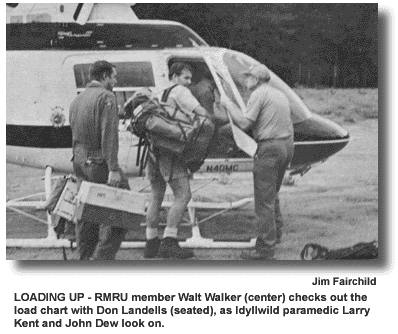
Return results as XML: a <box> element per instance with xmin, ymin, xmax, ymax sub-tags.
<box><xmin>294</xmin><ymin>87</ymin><xmax>378</xmax><ymax>123</ymax></box>
<box><xmin>6</xmin><ymin>88</ymin><xmax>378</xmax><ymax>260</ymax></box>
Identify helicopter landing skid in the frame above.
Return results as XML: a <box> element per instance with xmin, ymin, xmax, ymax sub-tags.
<box><xmin>7</xmin><ymin>166</ymin><xmax>256</xmax><ymax>249</ymax></box>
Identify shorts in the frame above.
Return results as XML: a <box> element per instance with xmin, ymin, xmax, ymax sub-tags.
<box><xmin>146</xmin><ymin>151</ymin><xmax>189</xmax><ymax>183</ymax></box>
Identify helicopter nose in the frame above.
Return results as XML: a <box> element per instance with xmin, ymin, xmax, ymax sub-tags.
<box><xmin>290</xmin><ymin>114</ymin><xmax>350</xmax><ymax>169</ymax></box>
<box><xmin>293</xmin><ymin>114</ymin><xmax>349</xmax><ymax>141</ymax></box>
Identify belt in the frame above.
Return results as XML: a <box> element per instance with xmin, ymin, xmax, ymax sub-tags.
<box><xmin>73</xmin><ymin>144</ymin><xmax>103</xmax><ymax>163</ymax></box>
<box><xmin>73</xmin><ymin>144</ymin><xmax>101</xmax><ymax>155</ymax></box>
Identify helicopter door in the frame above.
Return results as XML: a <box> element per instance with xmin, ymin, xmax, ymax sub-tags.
<box><xmin>205</xmin><ymin>56</ymin><xmax>257</xmax><ymax>157</ymax></box>
<box><xmin>204</xmin><ymin>56</ymin><xmax>247</xmax><ymax>113</ymax></box>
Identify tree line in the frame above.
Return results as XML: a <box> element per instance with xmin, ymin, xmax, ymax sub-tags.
<box><xmin>134</xmin><ymin>3</ymin><xmax>378</xmax><ymax>88</ymax></box>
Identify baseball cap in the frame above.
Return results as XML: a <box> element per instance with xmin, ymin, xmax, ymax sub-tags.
<box><xmin>242</xmin><ymin>65</ymin><xmax>271</xmax><ymax>81</ymax></box>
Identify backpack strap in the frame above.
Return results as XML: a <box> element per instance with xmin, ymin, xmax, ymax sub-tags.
<box><xmin>139</xmin><ymin>140</ymin><xmax>149</xmax><ymax>176</ymax></box>
<box><xmin>161</xmin><ymin>84</ymin><xmax>178</xmax><ymax>103</ymax></box>
<box><xmin>130</xmin><ymin>86</ymin><xmax>176</xmax><ymax>119</ymax></box>
<box><xmin>135</xmin><ymin>135</ymin><xmax>151</xmax><ymax>176</ymax></box>
<box><xmin>161</xmin><ymin>84</ymin><xmax>192</xmax><ymax>121</ymax></box>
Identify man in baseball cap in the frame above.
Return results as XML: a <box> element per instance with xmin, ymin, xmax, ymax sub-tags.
<box><xmin>220</xmin><ymin>63</ymin><xmax>294</xmax><ymax>260</ymax></box>
<box><xmin>242</xmin><ymin>64</ymin><xmax>271</xmax><ymax>82</ymax></box>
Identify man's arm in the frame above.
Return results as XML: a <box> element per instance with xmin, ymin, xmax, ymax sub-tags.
<box><xmin>177</xmin><ymin>86</ymin><xmax>212</xmax><ymax>120</ymax></box>
<box><xmin>100</xmin><ymin>93</ymin><xmax>121</xmax><ymax>185</ymax></box>
<box><xmin>220</xmin><ymin>98</ymin><xmax>254</xmax><ymax>131</ymax></box>
<box><xmin>193</xmin><ymin>105</ymin><xmax>211</xmax><ymax>119</ymax></box>
<box><xmin>192</xmin><ymin>86</ymin><xmax>215</xmax><ymax>115</ymax></box>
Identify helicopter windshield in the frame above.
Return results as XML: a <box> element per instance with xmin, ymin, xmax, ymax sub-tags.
<box><xmin>223</xmin><ymin>51</ymin><xmax>311</xmax><ymax>123</ymax></box>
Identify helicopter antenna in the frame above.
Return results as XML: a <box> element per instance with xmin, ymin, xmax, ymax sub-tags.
<box><xmin>26</xmin><ymin>3</ymin><xmax>36</xmax><ymax>17</ymax></box>
<box><xmin>73</xmin><ymin>3</ymin><xmax>94</xmax><ymax>25</ymax></box>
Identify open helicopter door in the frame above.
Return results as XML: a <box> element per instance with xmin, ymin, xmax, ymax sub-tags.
<box><xmin>204</xmin><ymin>56</ymin><xmax>257</xmax><ymax>157</ymax></box>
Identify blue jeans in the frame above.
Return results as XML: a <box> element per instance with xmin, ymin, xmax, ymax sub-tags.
<box><xmin>253</xmin><ymin>137</ymin><xmax>294</xmax><ymax>244</ymax></box>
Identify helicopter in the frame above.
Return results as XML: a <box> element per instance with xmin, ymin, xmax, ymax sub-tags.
<box><xmin>6</xmin><ymin>3</ymin><xmax>349</xmax><ymax>177</ymax></box>
<box><xmin>6</xmin><ymin>3</ymin><xmax>350</xmax><ymax>249</ymax></box>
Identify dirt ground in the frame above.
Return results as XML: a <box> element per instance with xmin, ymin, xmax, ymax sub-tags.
<box><xmin>6</xmin><ymin>119</ymin><xmax>378</xmax><ymax>261</ymax></box>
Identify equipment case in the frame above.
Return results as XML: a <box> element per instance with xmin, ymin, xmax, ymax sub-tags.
<box><xmin>51</xmin><ymin>176</ymin><xmax>78</xmax><ymax>221</ymax></box>
<box><xmin>74</xmin><ymin>181</ymin><xmax>147</xmax><ymax>230</ymax></box>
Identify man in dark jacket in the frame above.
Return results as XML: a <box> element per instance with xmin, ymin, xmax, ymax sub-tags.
<box><xmin>69</xmin><ymin>60</ymin><xmax>130</xmax><ymax>260</ymax></box>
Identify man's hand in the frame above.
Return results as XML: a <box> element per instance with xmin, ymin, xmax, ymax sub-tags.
<box><xmin>108</xmin><ymin>170</ymin><xmax>121</xmax><ymax>187</ymax></box>
<box><xmin>212</xmin><ymin>103</ymin><xmax>229</xmax><ymax>126</ymax></box>
<box><xmin>218</xmin><ymin>96</ymin><xmax>230</xmax><ymax>111</ymax></box>
<box><xmin>218</xmin><ymin>97</ymin><xmax>241</xmax><ymax>117</ymax></box>
<box><xmin>219</xmin><ymin>96</ymin><xmax>253</xmax><ymax>131</ymax></box>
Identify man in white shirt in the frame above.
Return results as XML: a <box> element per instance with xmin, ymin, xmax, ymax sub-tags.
<box><xmin>144</xmin><ymin>62</ymin><xmax>210</xmax><ymax>259</ymax></box>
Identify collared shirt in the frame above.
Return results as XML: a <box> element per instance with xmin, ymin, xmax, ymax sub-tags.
<box><xmin>69</xmin><ymin>81</ymin><xmax>119</xmax><ymax>171</ymax></box>
<box><xmin>244</xmin><ymin>84</ymin><xmax>293</xmax><ymax>141</ymax></box>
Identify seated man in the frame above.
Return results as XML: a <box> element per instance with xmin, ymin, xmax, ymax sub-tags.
<box><xmin>190</xmin><ymin>66</ymin><xmax>228</xmax><ymax>126</ymax></box>
<box><xmin>144</xmin><ymin>62</ymin><xmax>211</xmax><ymax>259</ymax></box>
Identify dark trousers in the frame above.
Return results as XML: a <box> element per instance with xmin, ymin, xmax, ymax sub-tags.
<box><xmin>73</xmin><ymin>161</ymin><xmax>130</xmax><ymax>260</ymax></box>
<box><xmin>253</xmin><ymin>137</ymin><xmax>294</xmax><ymax>244</ymax></box>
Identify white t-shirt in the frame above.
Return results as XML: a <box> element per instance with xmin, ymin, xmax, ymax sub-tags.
<box><xmin>158</xmin><ymin>85</ymin><xmax>200</xmax><ymax>122</ymax></box>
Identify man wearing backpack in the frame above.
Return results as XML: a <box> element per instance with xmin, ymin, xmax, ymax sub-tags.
<box><xmin>144</xmin><ymin>62</ymin><xmax>210</xmax><ymax>259</ymax></box>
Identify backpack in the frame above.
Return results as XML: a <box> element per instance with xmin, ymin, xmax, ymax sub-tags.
<box><xmin>128</xmin><ymin>85</ymin><xmax>215</xmax><ymax>173</ymax></box>
<box><xmin>300</xmin><ymin>240</ymin><xmax>378</xmax><ymax>260</ymax></box>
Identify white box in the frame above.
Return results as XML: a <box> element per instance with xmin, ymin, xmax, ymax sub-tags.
<box><xmin>74</xmin><ymin>181</ymin><xmax>147</xmax><ymax>230</ymax></box>
<box><xmin>52</xmin><ymin>177</ymin><xmax>78</xmax><ymax>221</ymax></box>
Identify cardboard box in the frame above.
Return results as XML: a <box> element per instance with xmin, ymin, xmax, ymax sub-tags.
<box><xmin>52</xmin><ymin>177</ymin><xmax>78</xmax><ymax>221</ymax></box>
<box><xmin>74</xmin><ymin>181</ymin><xmax>147</xmax><ymax>230</ymax></box>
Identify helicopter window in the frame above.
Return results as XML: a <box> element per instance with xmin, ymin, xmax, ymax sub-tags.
<box><xmin>73</xmin><ymin>62</ymin><xmax>155</xmax><ymax>89</ymax></box>
<box><xmin>223</xmin><ymin>51</ymin><xmax>311</xmax><ymax>123</ymax></box>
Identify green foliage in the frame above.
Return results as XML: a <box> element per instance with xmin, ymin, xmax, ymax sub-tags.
<box><xmin>293</xmin><ymin>88</ymin><xmax>378</xmax><ymax>124</ymax></box>
<box><xmin>134</xmin><ymin>4</ymin><xmax>378</xmax><ymax>88</ymax></box>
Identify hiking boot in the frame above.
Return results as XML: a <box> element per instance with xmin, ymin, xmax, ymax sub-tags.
<box><xmin>158</xmin><ymin>237</ymin><xmax>194</xmax><ymax>259</ymax></box>
<box><xmin>241</xmin><ymin>237</ymin><xmax>275</xmax><ymax>260</ymax></box>
<box><xmin>144</xmin><ymin>237</ymin><xmax>161</xmax><ymax>258</ymax></box>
